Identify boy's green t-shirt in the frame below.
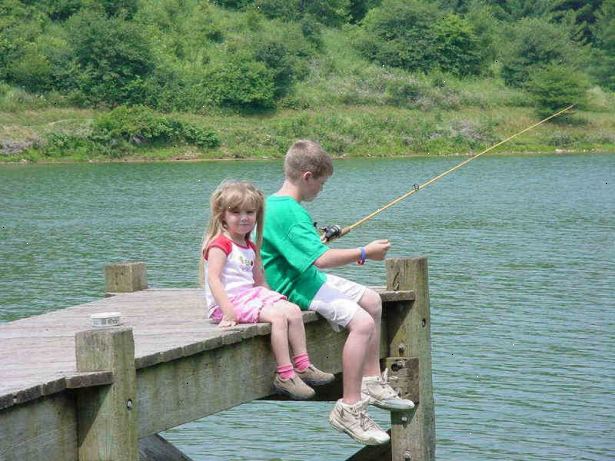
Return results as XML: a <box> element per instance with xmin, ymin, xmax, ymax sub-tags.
<box><xmin>262</xmin><ymin>195</ymin><xmax>328</xmax><ymax>310</ymax></box>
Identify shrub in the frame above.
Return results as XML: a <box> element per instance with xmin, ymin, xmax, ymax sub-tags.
<box><xmin>355</xmin><ymin>0</ymin><xmax>439</xmax><ymax>72</ymax></box>
<box><xmin>33</xmin><ymin>0</ymin><xmax>84</xmax><ymax>21</ymax></box>
<box><xmin>65</xmin><ymin>10</ymin><xmax>155</xmax><ymax>105</ymax></box>
<box><xmin>255</xmin><ymin>0</ymin><xmax>350</xmax><ymax>26</ymax></box>
<box><xmin>355</xmin><ymin>0</ymin><xmax>485</xmax><ymax>76</ymax></box>
<box><xmin>40</xmin><ymin>132</ymin><xmax>105</xmax><ymax>158</ymax></box>
<box><xmin>432</xmin><ymin>14</ymin><xmax>483</xmax><ymax>76</ymax></box>
<box><xmin>527</xmin><ymin>64</ymin><xmax>589</xmax><ymax>118</ymax></box>
<box><xmin>300</xmin><ymin>15</ymin><xmax>323</xmax><ymax>49</ymax></box>
<box><xmin>349</xmin><ymin>0</ymin><xmax>382</xmax><ymax>23</ymax></box>
<box><xmin>91</xmin><ymin>106</ymin><xmax>219</xmax><ymax>149</ymax></box>
<box><xmin>205</xmin><ymin>60</ymin><xmax>275</xmax><ymax>109</ymax></box>
<box><xmin>212</xmin><ymin>0</ymin><xmax>254</xmax><ymax>9</ymax></box>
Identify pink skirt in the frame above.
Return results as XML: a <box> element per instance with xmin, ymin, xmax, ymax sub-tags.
<box><xmin>209</xmin><ymin>286</ymin><xmax>286</xmax><ymax>324</ymax></box>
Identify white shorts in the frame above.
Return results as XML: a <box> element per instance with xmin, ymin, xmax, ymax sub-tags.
<box><xmin>309</xmin><ymin>274</ymin><xmax>367</xmax><ymax>331</ymax></box>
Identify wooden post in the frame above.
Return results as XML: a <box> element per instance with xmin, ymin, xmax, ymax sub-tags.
<box><xmin>105</xmin><ymin>262</ymin><xmax>147</xmax><ymax>294</ymax></box>
<box><xmin>75</xmin><ymin>327</ymin><xmax>138</xmax><ymax>461</ymax></box>
<box><xmin>385</xmin><ymin>257</ymin><xmax>435</xmax><ymax>461</ymax></box>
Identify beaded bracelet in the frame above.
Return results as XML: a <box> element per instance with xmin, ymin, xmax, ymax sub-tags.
<box><xmin>357</xmin><ymin>247</ymin><xmax>366</xmax><ymax>265</ymax></box>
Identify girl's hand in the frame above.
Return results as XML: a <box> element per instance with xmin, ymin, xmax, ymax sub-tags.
<box><xmin>218</xmin><ymin>317</ymin><xmax>237</xmax><ymax>328</ymax></box>
<box><xmin>365</xmin><ymin>239</ymin><xmax>391</xmax><ymax>260</ymax></box>
<box><xmin>218</xmin><ymin>320</ymin><xmax>237</xmax><ymax>328</ymax></box>
<box><xmin>218</xmin><ymin>311</ymin><xmax>237</xmax><ymax>328</ymax></box>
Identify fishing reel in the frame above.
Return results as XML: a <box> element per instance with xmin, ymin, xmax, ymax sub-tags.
<box><xmin>315</xmin><ymin>223</ymin><xmax>342</xmax><ymax>242</ymax></box>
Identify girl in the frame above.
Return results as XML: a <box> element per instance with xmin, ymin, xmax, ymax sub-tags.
<box><xmin>202</xmin><ymin>180</ymin><xmax>334</xmax><ymax>400</ymax></box>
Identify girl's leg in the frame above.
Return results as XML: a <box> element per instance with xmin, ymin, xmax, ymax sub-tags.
<box><xmin>259</xmin><ymin>305</ymin><xmax>292</xmax><ymax>367</ymax></box>
<box><xmin>357</xmin><ymin>288</ymin><xmax>383</xmax><ymax>377</ymax></box>
<box><xmin>260</xmin><ymin>303</ymin><xmax>316</xmax><ymax>400</ymax></box>
<box><xmin>270</xmin><ymin>300</ymin><xmax>307</xmax><ymax>357</ymax></box>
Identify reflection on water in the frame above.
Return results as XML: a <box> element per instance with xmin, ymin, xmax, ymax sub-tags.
<box><xmin>1</xmin><ymin>153</ymin><xmax>613</xmax><ymax>460</ymax></box>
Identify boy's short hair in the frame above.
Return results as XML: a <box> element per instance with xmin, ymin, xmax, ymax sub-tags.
<box><xmin>284</xmin><ymin>140</ymin><xmax>334</xmax><ymax>181</ymax></box>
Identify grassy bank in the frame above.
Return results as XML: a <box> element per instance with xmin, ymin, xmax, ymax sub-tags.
<box><xmin>1</xmin><ymin>102</ymin><xmax>614</xmax><ymax>163</ymax></box>
<box><xmin>2</xmin><ymin>19</ymin><xmax>614</xmax><ymax>163</ymax></box>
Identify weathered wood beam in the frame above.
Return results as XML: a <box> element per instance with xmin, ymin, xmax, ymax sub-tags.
<box><xmin>105</xmin><ymin>262</ymin><xmax>147</xmax><ymax>295</ymax></box>
<box><xmin>75</xmin><ymin>327</ymin><xmax>139</xmax><ymax>460</ymax></box>
<box><xmin>0</xmin><ymin>371</ymin><xmax>114</xmax><ymax>412</ymax></box>
<box><xmin>0</xmin><ymin>393</ymin><xmax>79</xmax><ymax>460</ymax></box>
<box><xmin>385</xmin><ymin>257</ymin><xmax>435</xmax><ymax>461</ymax></box>
<box><xmin>136</xmin><ymin>317</ymin><xmax>346</xmax><ymax>436</ymax></box>
<box><xmin>139</xmin><ymin>434</ymin><xmax>194</xmax><ymax>461</ymax></box>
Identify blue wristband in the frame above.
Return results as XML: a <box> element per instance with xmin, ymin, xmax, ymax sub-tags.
<box><xmin>358</xmin><ymin>247</ymin><xmax>366</xmax><ymax>265</ymax></box>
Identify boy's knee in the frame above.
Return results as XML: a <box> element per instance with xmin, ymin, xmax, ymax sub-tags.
<box><xmin>349</xmin><ymin>310</ymin><xmax>375</xmax><ymax>336</ymax></box>
<box><xmin>360</xmin><ymin>288</ymin><xmax>382</xmax><ymax>319</ymax></box>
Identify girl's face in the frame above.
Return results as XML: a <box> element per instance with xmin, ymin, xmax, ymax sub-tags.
<box><xmin>223</xmin><ymin>206</ymin><xmax>257</xmax><ymax>241</ymax></box>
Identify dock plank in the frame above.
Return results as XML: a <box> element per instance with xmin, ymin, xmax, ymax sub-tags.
<box><xmin>0</xmin><ymin>287</ymin><xmax>413</xmax><ymax>411</ymax></box>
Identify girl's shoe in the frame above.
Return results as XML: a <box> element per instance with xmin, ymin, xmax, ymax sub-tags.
<box><xmin>295</xmin><ymin>364</ymin><xmax>335</xmax><ymax>386</ymax></box>
<box><xmin>273</xmin><ymin>374</ymin><xmax>315</xmax><ymax>400</ymax></box>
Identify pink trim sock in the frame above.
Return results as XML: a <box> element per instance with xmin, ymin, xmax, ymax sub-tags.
<box><xmin>292</xmin><ymin>353</ymin><xmax>311</xmax><ymax>372</ymax></box>
<box><xmin>277</xmin><ymin>363</ymin><xmax>295</xmax><ymax>380</ymax></box>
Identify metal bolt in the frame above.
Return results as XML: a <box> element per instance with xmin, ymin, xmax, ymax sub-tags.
<box><xmin>401</xmin><ymin>415</ymin><xmax>408</xmax><ymax>423</ymax></box>
<box><xmin>422</xmin><ymin>318</ymin><xmax>427</xmax><ymax>327</ymax></box>
<box><xmin>398</xmin><ymin>343</ymin><xmax>406</xmax><ymax>354</ymax></box>
<box><xmin>403</xmin><ymin>450</ymin><xmax>412</xmax><ymax>460</ymax></box>
<box><xmin>126</xmin><ymin>399</ymin><xmax>133</xmax><ymax>410</ymax></box>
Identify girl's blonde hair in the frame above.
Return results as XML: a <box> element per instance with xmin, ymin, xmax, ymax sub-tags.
<box><xmin>201</xmin><ymin>180</ymin><xmax>265</xmax><ymax>255</ymax></box>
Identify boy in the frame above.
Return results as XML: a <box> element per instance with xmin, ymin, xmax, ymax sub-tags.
<box><xmin>261</xmin><ymin>140</ymin><xmax>414</xmax><ymax>446</ymax></box>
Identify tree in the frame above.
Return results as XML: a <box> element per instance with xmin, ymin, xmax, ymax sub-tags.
<box><xmin>348</xmin><ymin>0</ymin><xmax>381</xmax><ymax>23</ymax></box>
<box><xmin>590</xmin><ymin>0</ymin><xmax>615</xmax><ymax>90</ymax></box>
<box><xmin>528</xmin><ymin>64</ymin><xmax>588</xmax><ymax>117</ymax></box>
<box><xmin>433</xmin><ymin>14</ymin><xmax>483</xmax><ymax>76</ymax></box>
<box><xmin>255</xmin><ymin>0</ymin><xmax>351</xmax><ymax>26</ymax></box>
<box><xmin>205</xmin><ymin>60</ymin><xmax>276</xmax><ymax>108</ymax></box>
<box><xmin>551</xmin><ymin>0</ymin><xmax>604</xmax><ymax>43</ymax></box>
<box><xmin>355</xmin><ymin>0</ymin><xmax>441</xmax><ymax>71</ymax></box>
<box><xmin>500</xmin><ymin>17</ymin><xmax>586</xmax><ymax>87</ymax></box>
<box><xmin>65</xmin><ymin>10</ymin><xmax>155</xmax><ymax>105</ymax></box>
<box><xmin>356</xmin><ymin>0</ymin><xmax>486</xmax><ymax>76</ymax></box>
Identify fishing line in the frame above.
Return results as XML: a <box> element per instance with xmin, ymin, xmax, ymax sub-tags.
<box><xmin>322</xmin><ymin>104</ymin><xmax>575</xmax><ymax>242</ymax></box>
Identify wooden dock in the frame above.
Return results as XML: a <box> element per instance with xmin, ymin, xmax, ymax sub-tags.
<box><xmin>0</xmin><ymin>257</ymin><xmax>435</xmax><ymax>461</ymax></box>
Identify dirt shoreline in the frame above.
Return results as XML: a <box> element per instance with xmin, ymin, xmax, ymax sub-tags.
<box><xmin>2</xmin><ymin>148</ymin><xmax>611</xmax><ymax>165</ymax></box>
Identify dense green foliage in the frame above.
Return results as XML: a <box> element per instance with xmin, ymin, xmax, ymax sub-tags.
<box><xmin>500</xmin><ymin>17</ymin><xmax>586</xmax><ymax>87</ymax></box>
<box><xmin>92</xmin><ymin>106</ymin><xmax>219</xmax><ymax>148</ymax></box>
<box><xmin>36</xmin><ymin>105</ymin><xmax>219</xmax><ymax>158</ymax></box>
<box><xmin>0</xmin><ymin>0</ymin><xmax>613</xmax><ymax>160</ymax></box>
<box><xmin>1</xmin><ymin>0</ymin><xmax>611</xmax><ymax>111</ymax></box>
<box><xmin>355</xmin><ymin>0</ymin><xmax>485</xmax><ymax>76</ymax></box>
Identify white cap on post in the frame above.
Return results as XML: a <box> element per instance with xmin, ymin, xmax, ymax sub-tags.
<box><xmin>90</xmin><ymin>312</ymin><xmax>122</xmax><ymax>328</ymax></box>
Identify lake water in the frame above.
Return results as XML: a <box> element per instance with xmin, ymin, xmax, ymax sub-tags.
<box><xmin>1</xmin><ymin>153</ymin><xmax>613</xmax><ymax>460</ymax></box>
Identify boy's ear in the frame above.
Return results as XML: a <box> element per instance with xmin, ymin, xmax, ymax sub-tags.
<box><xmin>302</xmin><ymin>171</ymin><xmax>313</xmax><ymax>181</ymax></box>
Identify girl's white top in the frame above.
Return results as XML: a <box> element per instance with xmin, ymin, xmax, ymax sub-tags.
<box><xmin>203</xmin><ymin>234</ymin><xmax>256</xmax><ymax>315</ymax></box>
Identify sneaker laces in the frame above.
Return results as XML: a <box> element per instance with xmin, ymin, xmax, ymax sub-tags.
<box><xmin>376</xmin><ymin>369</ymin><xmax>399</xmax><ymax>399</ymax></box>
<box><xmin>358</xmin><ymin>409</ymin><xmax>380</xmax><ymax>431</ymax></box>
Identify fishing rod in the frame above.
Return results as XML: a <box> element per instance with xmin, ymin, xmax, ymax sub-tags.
<box><xmin>321</xmin><ymin>104</ymin><xmax>575</xmax><ymax>242</ymax></box>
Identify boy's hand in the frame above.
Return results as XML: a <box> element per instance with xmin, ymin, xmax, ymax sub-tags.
<box><xmin>365</xmin><ymin>239</ymin><xmax>391</xmax><ymax>260</ymax></box>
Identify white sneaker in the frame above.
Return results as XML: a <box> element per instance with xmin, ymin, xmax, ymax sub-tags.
<box><xmin>328</xmin><ymin>398</ymin><xmax>390</xmax><ymax>446</ymax></box>
<box><xmin>361</xmin><ymin>369</ymin><xmax>415</xmax><ymax>411</ymax></box>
